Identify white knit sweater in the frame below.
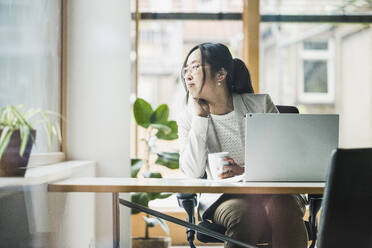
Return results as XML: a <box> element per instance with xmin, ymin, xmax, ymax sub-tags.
<box><xmin>177</xmin><ymin>93</ymin><xmax>279</xmax><ymax>219</ymax></box>
<box><xmin>210</xmin><ymin>111</ymin><xmax>245</xmax><ymax>166</ymax></box>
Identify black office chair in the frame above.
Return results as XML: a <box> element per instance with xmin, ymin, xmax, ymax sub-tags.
<box><xmin>317</xmin><ymin>148</ymin><xmax>372</xmax><ymax>248</ymax></box>
<box><xmin>177</xmin><ymin>105</ymin><xmax>322</xmax><ymax>248</ymax></box>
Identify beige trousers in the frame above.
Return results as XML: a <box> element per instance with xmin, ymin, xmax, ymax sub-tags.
<box><xmin>212</xmin><ymin>194</ymin><xmax>308</xmax><ymax>248</ymax></box>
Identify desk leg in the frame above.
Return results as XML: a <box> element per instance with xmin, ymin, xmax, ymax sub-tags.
<box><xmin>113</xmin><ymin>193</ymin><xmax>120</xmax><ymax>248</ymax></box>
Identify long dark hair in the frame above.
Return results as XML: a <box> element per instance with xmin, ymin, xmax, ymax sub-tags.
<box><xmin>181</xmin><ymin>42</ymin><xmax>254</xmax><ymax>102</ymax></box>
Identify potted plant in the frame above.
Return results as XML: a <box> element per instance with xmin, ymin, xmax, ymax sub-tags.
<box><xmin>0</xmin><ymin>105</ymin><xmax>61</xmax><ymax>177</ymax></box>
<box><xmin>131</xmin><ymin>98</ymin><xmax>179</xmax><ymax>248</ymax></box>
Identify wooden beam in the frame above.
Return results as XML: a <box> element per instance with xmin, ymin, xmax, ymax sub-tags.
<box><xmin>134</xmin><ymin>13</ymin><xmax>372</xmax><ymax>23</ymax></box>
<box><xmin>242</xmin><ymin>0</ymin><xmax>260</xmax><ymax>93</ymax></box>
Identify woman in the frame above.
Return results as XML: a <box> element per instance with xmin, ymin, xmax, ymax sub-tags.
<box><xmin>177</xmin><ymin>42</ymin><xmax>308</xmax><ymax>248</ymax></box>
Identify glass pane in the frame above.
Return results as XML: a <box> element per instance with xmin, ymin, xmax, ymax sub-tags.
<box><xmin>260</xmin><ymin>22</ymin><xmax>372</xmax><ymax>148</ymax></box>
<box><xmin>0</xmin><ymin>0</ymin><xmax>61</xmax><ymax>153</ymax></box>
<box><xmin>137</xmin><ymin>20</ymin><xmax>242</xmax><ymax>117</ymax></box>
<box><xmin>137</xmin><ymin>0</ymin><xmax>243</xmax><ymax>13</ymax></box>
<box><xmin>134</xmin><ymin>19</ymin><xmax>242</xmax><ymax>180</ymax></box>
<box><xmin>303</xmin><ymin>60</ymin><xmax>328</xmax><ymax>93</ymax></box>
<box><xmin>303</xmin><ymin>41</ymin><xmax>328</xmax><ymax>50</ymax></box>
<box><xmin>261</xmin><ymin>0</ymin><xmax>372</xmax><ymax>15</ymax></box>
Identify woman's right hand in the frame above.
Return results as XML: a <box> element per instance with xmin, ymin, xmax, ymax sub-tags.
<box><xmin>192</xmin><ymin>97</ymin><xmax>210</xmax><ymax>117</ymax></box>
<box><xmin>220</xmin><ymin>157</ymin><xmax>244</xmax><ymax>179</ymax></box>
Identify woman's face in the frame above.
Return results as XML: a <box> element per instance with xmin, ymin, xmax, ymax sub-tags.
<box><xmin>183</xmin><ymin>49</ymin><xmax>216</xmax><ymax>100</ymax></box>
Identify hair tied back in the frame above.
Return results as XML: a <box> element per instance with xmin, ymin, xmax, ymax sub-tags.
<box><xmin>230</xmin><ymin>58</ymin><xmax>254</xmax><ymax>94</ymax></box>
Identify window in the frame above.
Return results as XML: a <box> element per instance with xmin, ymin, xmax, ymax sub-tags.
<box><xmin>135</xmin><ymin>0</ymin><xmax>242</xmax><ymax>13</ymax></box>
<box><xmin>260</xmin><ymin>20</ymin><xmax>372</xmax><ymax>148</ymax></box>
<box><xmin>304</xmin><ymin>60</ymin><xmax>328</xmax><ymax>92</ymax></box>
<box><xmin>134</xmin><ymin>20</ymin><xmax>242</xmax><ymax>179</ymax></box>
<box><xmin>137</xmin><ymin>20</ymin><xmax>243</xmax><ymax>112</ymax></box>
<box><xmin>261</xmin><ymin>0</ymin><xmax>372</xmax><ymax>15</ymax></box>
<box><xmin>0</xmin><ymin>0</ymin><xmax>62</xmax><ymax>153</ymax></box>
<box><xmin>133</xmin><ymin>0</ymin><xmax>372</xmax><ymax>157</ymax></box>
<box><xmin>131</xmin><ymin>0</ymin><xmax>244</xmax><ymax>179</ymax></box>
<box><xmin>298</xmin><ymin>39</ymin><xmax>335</xmax><ymax>103</ymax></box>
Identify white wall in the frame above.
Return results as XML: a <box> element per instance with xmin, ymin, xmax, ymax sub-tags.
<box><xmin>338</xmin><ymin>28</ymin><xmax>372</xmax><ymax>147</ymax></box>
<box><xmin>65</xmin><ymin>0</ymin><xmax>131</xmax><ymax>247</ymax></box>
<box><xmin>48</xmin><ymin>163</ymin><xmax>96</xmax><ymax>248</ymax></box>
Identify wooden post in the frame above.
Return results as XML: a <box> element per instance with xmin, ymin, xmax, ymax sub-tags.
<box><xmin>242</xmin><ymin>0</ymin><xmax>260</xmax><ymax>93</ymax></box>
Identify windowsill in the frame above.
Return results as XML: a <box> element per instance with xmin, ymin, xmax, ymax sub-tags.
<box><xmin>0</xmin><ymin>160</ymin><xmax>96</xmax><ymax>189</ymax></box>
<box><xmin>28</xmin><ymin>152</ymin><xmax>66</xmax><ymax>166</ymax></box>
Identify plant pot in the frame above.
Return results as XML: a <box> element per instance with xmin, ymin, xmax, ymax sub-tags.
<box><xmin>0</xmin><ymin>130</ymin><xmax>35</xmax><ymax>177</ymax></box>
<box><xmin>131</xmin><ymin>237</ymin><xmax>171</xmax><ymax>248</ymax></box>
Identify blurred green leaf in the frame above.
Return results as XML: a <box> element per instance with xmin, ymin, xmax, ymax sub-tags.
<box><xmin>0</xmin><ymin>127</ymin><xmax>12</xmax><ymax>160</ymax></box>
<box><xmin>130</xmin><ymin>98</ymin><xmax>177</xmax><ymax>230</ymax></box>
<box><xmin>156</xmin><ymin>193</ymin><xmax>172</xmax><ymax>199</ymax></box>
<box><xmin>156</xmin><ymin>217</ymin><xmax>170</xmax><ymax>235</ymax></box>
<box><xmin>147</xmin><ymin>192</ymin><xmax>160</xmax><ymax>200</ymax></box>
<box><xmin>143</xmin><ymin>216</ymin><xmax>157</xmax><ymax>228</ymax></box>
<box><xmin>19</xmin><ymin>125</ymin><xmax>31</xmax><ymax>157</ymax></box>
<box><xmin>150</xmin><ymin>123</ymin><xmax>171</xmax><ymax>134</ymax></box>
<box><xmin>131</xmin><ymin>159</ymin><xmax>144</xmax><ymax>178</ymax></box>
<box><xmin>158</xmin><ymin>151</ymin><xmax>179</xmax><ymax>160</ymax></box>
<box><xmin>155</xmin><ymin>152</ymin><xmax>179</xmax><ymax>169</ymax></box>
<box><xmin>133</xmin><ymin>98</ymin><xmax>153</xmax><ymax>128</ymax></box>
<box><xmin>131</xmin><ymin>193</ymin><xmax>149</xmax><ymax>214</ymax></box>
<box><xmin>147</xmin><ymin>192</ymin><xmax>172</xmax><ymax>201</ymax></box>
<box><xmin>0</xmin><ymin>105</ymin><xmax>61</xmax><ymax>159</ymax></box>
<box><xmin>10</xmin><ymin>106</ymin><xmax>33</xmax><ymax>130</ymax></box>
<box><xmin>142</xmin><ymin>216</ymin><xmax>170</xmax><ymax>234</ymax></box>
<box><xmin>142</xmin><ymin>171</ymin><xmax>162</xmax><ymax>179</ymax></box>
<box><xmin>156</xmin><ymin>121</ymin><xmax>178</xmax><ymax>140</ymax></box>
<box><xmin>150</xmin><ymin>104</ymin><xmax>169</xmax><ymax>124</ymax></box>
<box><xmin>150</xmin><ymin>172</ymin><xmax>162</xmax><ymax>178</ymax></box>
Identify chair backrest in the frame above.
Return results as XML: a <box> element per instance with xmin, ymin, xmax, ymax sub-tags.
<box><xmin>276</xmin><ymin>105</ymin><xmax>299</xmax><ymax>114</ymax></box>
<box><xmin>317</xmin><ymin>148</ymin><xmax>372</xmax><ymax>248</ymax></box>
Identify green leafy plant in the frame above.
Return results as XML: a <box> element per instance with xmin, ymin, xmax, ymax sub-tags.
<box><xmin>131</xmin><ymin>98</ymin><xmax>179</xmax><ymax>238</ymax></box>
<box><xmin>0</xmin><ymin>105</ymin><xmax>62</xmax><ymax>160</ymax></box>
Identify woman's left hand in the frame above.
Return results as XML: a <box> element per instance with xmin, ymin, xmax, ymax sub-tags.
<box><xmin>219</xmin><ymin>157</ymin><xmax>245</xmax><ymax>179</ymax></box>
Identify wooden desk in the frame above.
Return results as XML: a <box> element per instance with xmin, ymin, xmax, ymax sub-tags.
<box><xmin>48</xmin><ymin>177</ymin><xmax>324</xmax><ymax>194</ymax></box>
<box><xmin>48</xmin><ymin>177</ymin><xmax>325</xmax><ymax>248</ymax></box>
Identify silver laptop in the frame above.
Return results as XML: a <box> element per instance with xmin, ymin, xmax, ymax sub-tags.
<box><xmin>244</xmin><ymin>114</ymin><xmax>339</xmax><ymax>182</ymax></box>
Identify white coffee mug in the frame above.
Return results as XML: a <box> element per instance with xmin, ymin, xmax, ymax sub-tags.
<box><xmin>208</xmin><ymin>152</ymin><xmax>229</xmax><ymax>180</ymax></box>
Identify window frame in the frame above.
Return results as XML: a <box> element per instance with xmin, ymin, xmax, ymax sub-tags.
<box><xmin>298</xmin><ymin>39</ymin><xmax>335</xmax><ymax>104</ymax></box>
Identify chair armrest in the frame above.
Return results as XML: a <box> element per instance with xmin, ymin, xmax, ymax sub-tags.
<box><xmin>307</xmin><ymin>194</ymin><xmax>323</xmax><ymax>248</ymax></box>
<box><xmin>176</xmin><ymin>193</ymin><xmax>198</xmax><ymax>247</ymax></box>
<box><xmin>308</xmin><ymin>194</ymin><xmax>322</xmax><ymax>220</ymax></box>
<box><xmin>176</xmin><ymin>193</ymin><xmax>197</xmax><ymax>207</ymax></box>
<box><xmin>177</xmin><ymin>193</ymin><xmax>197</xmax><ymax>219</ymax></box>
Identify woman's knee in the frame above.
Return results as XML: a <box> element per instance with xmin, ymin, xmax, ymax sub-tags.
<box><xmin>264</xmin><ymin>195</ymin><xmax>305</xmax><ymax>219</ymax></box>
<box><xmin>213</xmin><ymin>198</ymin><xmax>253</xmax><ymax>229</ymax></box>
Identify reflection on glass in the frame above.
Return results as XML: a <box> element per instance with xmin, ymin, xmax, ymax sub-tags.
<box><xmin>303</xmin><ymin>41</ymin><xmax>328</xmax><ymax>50</ymax></box>
<box><xmin>132</xmin><ymin>18</ymin><xmax>243</xmax><ymax>179</ymax></box>
<box><xmin>260</xmin><ymin>22</ymin><xmax>372</xmax><ymax>148</ymax></box>
<box><xmin>261</xmin><ymin>0</ymin><xmax>372</xmax><ymax>15</ymax></box>
<box><xmin>136</xmin><ymin>20</ymin><xmax>242</xmax><ymax>119</ymax></box>
<box><xmin>304</xmin><ymin>60</ymin><xmax>328</xmax><ymax>93</ymax></box>
<box><xmin>0</xmin><ymin>0</ymin><xmax>61</xmax><ymax>153</ymax></box>
<box><xmin>136</xmin><ymin>0</ymin><xmax>243</xmax><ymax>13</ymax></box>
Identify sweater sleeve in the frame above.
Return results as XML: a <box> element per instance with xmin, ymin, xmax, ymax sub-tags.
<box><xmin>177</xmin><ymin>111</ymin><xmax>209</xmax><ymax>178</ymax></box>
